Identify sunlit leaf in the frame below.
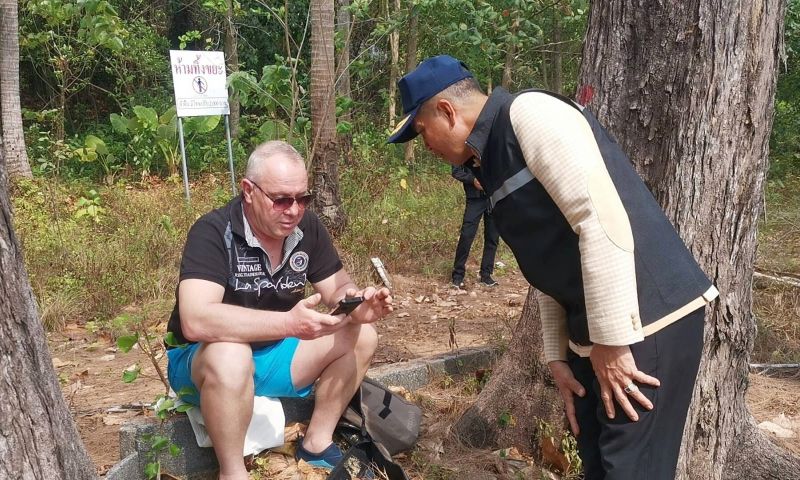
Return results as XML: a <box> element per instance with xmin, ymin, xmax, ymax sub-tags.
<box><xmin>116</xmin><ymin>333</ymin><xmax>138</xmax><ymax>353</ymax></box>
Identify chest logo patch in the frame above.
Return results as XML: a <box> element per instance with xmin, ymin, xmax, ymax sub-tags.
<box><xmin>290</xmin><ymin>251</ymin><xmax>309</xmax><ymax>272</ymax></box>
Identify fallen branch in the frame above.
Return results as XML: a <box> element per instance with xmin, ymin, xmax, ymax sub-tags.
<box><xmin>749</xmin><ymin>363</ymin><xmax>800</xmax><ymax>377</ymax></box>
<box><xmin>752</xmin><ymin>271</ymin><xmax>800</xmax><ymax>288</ymax></box>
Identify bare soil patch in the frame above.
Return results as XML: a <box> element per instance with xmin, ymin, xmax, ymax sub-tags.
<box><xmin>51</xmin><ymin>270</ymin><xmax>800</xmax><ymax>477</ymax></box>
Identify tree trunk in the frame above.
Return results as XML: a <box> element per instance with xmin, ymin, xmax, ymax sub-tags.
<box><xmin>286</xmin><ymin>0</ymin><xmax>299</xmax><ymax>139</ymax></box>
<box><xmin>403</xmin><ymin>4</ymin><xmax>418</xmax><ymax>165</ymax></box>
<box><xmin>223</xmin><ymin>0</ymin><xmax>239</xmax><ymax>138</ymax></box>
<box><xmin>454</xmin><ymin>289</ymin><xmax>564</xmax><ymax>455</ymax></box>
<box><xmin>0</xmin><ymin>136</ymin><xmax>97</xmax><ymax>478</ymax></box>
<box><xmin>387</xmin><ymin>0</ymin><xmax>400</xmax><ymax>128</ymax></box>
<box><xmin>578</xmin><ymin>1</ymin><xmax>799</xmax><ymax>479</ymax></box>
<box><xmin>310</xmin><ymin>0</ymin><xmax>346</xmax><ymax>233</ymax></box>
<box><xmin>551</xmin><ymin>4</ymin><xmax>563</xmax><ymax>95</ymax></box>
<box><xmin>335</xmin><ymin>0</ymin><xmax>353</xmax><ymax>161</ymax></box>
<box><xmin>0</xmin><ymin>0</ymin><xmax>32</xmax><ymax>178</ymax></box>
<box><xmin>501</xmin><ymin>14</ymin><xmax>519</xmax><ymax>89</ymax></box>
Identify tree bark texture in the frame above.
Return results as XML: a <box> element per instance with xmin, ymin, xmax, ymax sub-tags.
<box><xmin>0</xmin><ymin>1</ymin><xmax>32</xmax><ymax>178</ymax></box>
<box><xmin>454</xmin><ymin>289</ymin><xmax>564</xmax><ymax>456</ymax></box>
<box><xmin>579</xmin><ymin>1</ymin><xmax>798</xmax><ymax>479</ymax></box>
<box><xmin>224</xmin><ymin>0</ymin><xmax>239</xmax><ymax>138</ymax></box>
<box><xmin>403</xmin><ymin>5</ymin><xmax>418</xmax><ymax>165</ymax></box>
<box><xmin>387</xmin><ymin>0</ymin><xmax>400</xmax><ymax>128</ymax></box>
<box><xmin>0</xmin><ymin>137</ymin><xmax>97</xmax><ymax>478</ymax></box>
<box><xmin>335</xmin><ymin>0</ymin><xmax>353</xmax><ymax>161</ymax></box>
<box><xmin>310</xmin><ymin>0</ymin><xmax>346</xmax><ymax>233</ymax></box>
<box><xmin>501</xmin><ymin>14</ymin><xmax>519</xmax><ymax>89</ymax></box>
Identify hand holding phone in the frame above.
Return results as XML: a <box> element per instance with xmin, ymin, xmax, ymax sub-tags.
<box><xmin>329</xmin><ymin>296</ymin><xmax>364</xmax><ymax>316</ymax></box>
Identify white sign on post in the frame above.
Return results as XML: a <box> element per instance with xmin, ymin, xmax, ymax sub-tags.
<box><xmin>169</xmin><ymin>50</ymin><xmax>230</xmax><ymax>117</ymax></box>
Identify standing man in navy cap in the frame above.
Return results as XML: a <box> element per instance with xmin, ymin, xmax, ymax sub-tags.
<box><xmin>388</xmin><ymin>55</ymin><xmax>718</xmax><ymax>480</ymax></box>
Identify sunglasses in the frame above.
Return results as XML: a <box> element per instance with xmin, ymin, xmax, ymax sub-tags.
<box><xmin>248</xmin><ymin>180</ymin><xmax>314</xmax><ymax>211</ymax></box>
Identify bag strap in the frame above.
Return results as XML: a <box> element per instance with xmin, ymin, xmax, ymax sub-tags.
<box><xmin>378</xmin><ymin>389</ymin><xmax>392</xmax><ymax>419</ymax></box>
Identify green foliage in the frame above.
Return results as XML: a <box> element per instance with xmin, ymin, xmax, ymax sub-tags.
<box><xmin>109</xmin><ymin>105</ymin><xmax>223</xmax><ymax>177</ymax></box>
<box><xmin>769</xmin><ymin>0</ymin><xmax>800</xmax><ymax>178</ymax></box>
<box><xmin>74</xmin><ymin>189</ymin><xmax>106</xmax><ymax>222</ymax></box>
<box><xmin>11</xmin><ymin>177</ymin><xmax>220</xmax><ymax>330</ymax></box>
<box><xmin>497</xmin><ymin>411</ymin><xmax>514</xmax><ymax>428</ymax></box>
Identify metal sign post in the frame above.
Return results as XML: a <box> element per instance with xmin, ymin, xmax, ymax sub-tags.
<box><xmin>169</xmin><ymin>50</ymin><xmax>235</xmax><ymax>202</ymax></box>
<box><xmin>224</xmin><ymin>115</ymin><xmax>236</xmax><ymax>195</ymax></box>
<box><xmin>177</xmin><ymin>117</ymin><xmax>190</xmax><ymax>202</ymax></box>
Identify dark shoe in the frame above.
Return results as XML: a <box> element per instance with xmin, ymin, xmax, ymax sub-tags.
<box><xmin>451</xmin><ymin>277</ymin><xmax>465</xmax><ymax>289</ymax></box>
<box><xmin>479</xmin><ymin>276</ymin><xmax>499</xmax><ymax>287</ymax></box>
<box><xmin>296</xmin><ymin>438</ymin><xmax>343</xmax><ymax>470</ymax></box>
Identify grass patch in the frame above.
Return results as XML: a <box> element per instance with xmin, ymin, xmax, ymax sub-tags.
<box><xmin>11</xmin><ymin>175</ymin><xmax>231</xmax><ymax>334</ymax></box>
<box><xmin>755</xmin><ymin>176</ymin><xmax>800</xmax><ymax>363</ymax></box>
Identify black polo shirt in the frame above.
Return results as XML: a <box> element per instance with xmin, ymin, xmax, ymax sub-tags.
<box><xmin>167</xmin><ymin>196</ymin><xmax>343</xmax><ymax>346</ymax></box>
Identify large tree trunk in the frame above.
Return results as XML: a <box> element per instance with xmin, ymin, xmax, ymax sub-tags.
<box><xmin>0</xmin><ymin>0</ymin><xmax>32</xmax><ymax>179</ymax></box>
<box><xmin>454</xmin><ymin>289</ymin><xmax>563</xmax><ymax>455</ymax></box>
<box><xmin>0</xmin><ymin>137</ymin><xmax>97</xmax><ymax>477</ymax></box>
<box><xmin>223</xmin><ymin>0</ymin><xmax>239</xmax><ymax>138</ymax></box>
<box><xmin>310</xmin><ymin>0</ymin><xmax>346</xmax><ymax>233</ymax></box>
<box><xmin>403</xmin><ymin>4</ymin><xmax>418</xmax><ymax>165</ymax></box>
<box><xmin>578</xmin><ymin>1</ymin><xmax>799</xmax><ymax>479</ymax></box>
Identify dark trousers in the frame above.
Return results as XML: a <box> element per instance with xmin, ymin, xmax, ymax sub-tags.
<box><xmin>452</xmin><ymin>196</ymin><xmax>500</xmax><ymax>282</ymax></box>
<box><xmin>569</xmin><ymin>308</ymin><xmax>705</xmax><ymax>480</ymax></box>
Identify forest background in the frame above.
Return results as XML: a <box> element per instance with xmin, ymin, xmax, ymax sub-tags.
<box><xmin>2</xmin><ymin>0</ymin><xmax>800</xmax><ymax>477</ymax></box>
<box><xmin>7</xmin><ymin>0</ymin><xmax>799</xmax><ymax>360</ymax></box>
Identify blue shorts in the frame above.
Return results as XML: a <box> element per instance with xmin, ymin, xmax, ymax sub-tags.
<box><xmin>166</xmin><ymin>338</ymin><xmax>314</xmax><ymax>406</ymax></box>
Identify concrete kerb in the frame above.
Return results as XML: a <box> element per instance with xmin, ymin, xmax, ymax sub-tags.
<box><xmin>105</xmin><ymin>346</ymin><xmax>497</xmax><ymax>479</ymax></box>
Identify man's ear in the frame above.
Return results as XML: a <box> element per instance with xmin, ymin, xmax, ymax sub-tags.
<box><xmin>241</xmin><ymin>179</ymin><xmax>255</xmax><ymax>203</ymax></box>
<box><xmin>436</xmin><ymin>99</ymin><xmax>458</xmax><ymax>129</ymax></box>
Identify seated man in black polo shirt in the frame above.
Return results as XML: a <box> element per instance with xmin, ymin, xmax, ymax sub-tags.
<box><xmin>166</xmin><ymin>140</ymin><xmax>393</xmax><ymax>480</ymax></box>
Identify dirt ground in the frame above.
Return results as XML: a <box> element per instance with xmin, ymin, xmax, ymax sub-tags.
<box><xmin>50</xmin><ymin>269</ymin><xmax>800</xmax><ymax>477</ymax></box>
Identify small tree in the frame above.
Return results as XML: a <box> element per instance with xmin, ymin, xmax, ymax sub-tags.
<box><xmin>1</xmin><ymin>0</ymin><xmax>32</xmax><ymax>178</ymax></box>
<box><xmin>310</xmin><ymin>0</ymin><xmax>346</xmax><ymax>232</ymax></box>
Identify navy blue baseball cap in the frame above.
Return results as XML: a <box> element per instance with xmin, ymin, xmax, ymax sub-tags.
<box><xmin>387</xmin><ymin>55</ymin><xmax>474</xmax><ymax>144</ymax></box>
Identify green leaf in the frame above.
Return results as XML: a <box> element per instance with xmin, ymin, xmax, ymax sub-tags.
<box><xmin>133</xmin><ymin>105</ymin><xmax>159</xmax><ymax>129</ymax></box>
<box><xmin>175</xmin><ymin>403</ymin><xmax>194</xmax><ymax>413</ymax></box>
<box><xmin>163</xmin><ymin>331</ymin><xmax>184</xmax><ymax>347</ymax></box>
<box><xmin>185</xmin><ymin>115</ymin><xmax>220</xmax><ymax>134</ymax></box>
<box><xmin>144</xmin><ymin>462</ymin><xmax>159</xmax><ymax>479</ymax></box>
<box><xmin>110</xmin><ymin>113</ymin><xmax>128</xmax><ymax>134</ymax></box>
<box><xmin>156</xmin><ymin>124</ymin><xmax>176</xmax><ymax>142</ymax></box>
<box><xmin>85</xmin><ymin>135</ymin><xmax>107</xmax><ymax>155</ymax></box>
<box><xmin>258</xmin><ymin>119</ymin><xmax>289</xmax><ymax>140</ymax></box>
<box><xmin>169</xmin><ymin>443</ymin><xmax>182</xmax><ymax>457</ymax></box>
<box><xmin>122</xmin><ymin>366</ymin><xmax>141</xmax><ymax>383</ymax></box>
<box><xmin>160</xmin><ymin>106</ymin><xmax>177</xmax><ymax>125</ymax></box>
<box><xmin>150</xmin><ymin>435</ymin><xmax>170</xmax><ymax>451</ymax></box>
<box><xmin>116</xmin><ymin>333</ymin><xmax>138</xmax><ymax>353</ymax></box>
<box><xmin>176</xmin><ymin>386</ymin><xmax>198</xmax><ymax>398</ymax></box>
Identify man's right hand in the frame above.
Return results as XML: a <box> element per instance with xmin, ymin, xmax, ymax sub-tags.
<box><xmin>548</xmin><ymin>360</ymin><xmax>586</xmax><ymax>436</ymax></box>
<box><xmin>284</xmin><ymin>293</ymin><xmax>348</xmax><ymax>340</ymax></box>
<box><xmin>473</xmin><ymin>178</ymin><xmax>483</xmax><ymax>191</ymax></box>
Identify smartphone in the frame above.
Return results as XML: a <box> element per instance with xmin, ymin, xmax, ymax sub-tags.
<box><xmin>330</xmin><ymin>296</ymin><xmax>364</xmax><ymax>315</ymax></box>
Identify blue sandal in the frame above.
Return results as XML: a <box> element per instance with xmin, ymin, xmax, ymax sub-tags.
<box><xmin>295</xmin><ymin>438</ymin><xmax>344</xmax><ymax>470</ymax></box>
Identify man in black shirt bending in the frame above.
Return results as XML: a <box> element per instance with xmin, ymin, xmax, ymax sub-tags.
<box><xmin>450</xmin><ymin>164</ymin><xmax>500</xmax><ymax>288</ymax></box>
<box><xmin>166</xmin><ymin>141</ymin><xmax>393</xmax><ymax>479</ymax></box>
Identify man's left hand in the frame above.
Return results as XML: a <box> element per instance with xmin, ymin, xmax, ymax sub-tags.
<box><xmin>589</xmin><ymin>344</ymin><xmax>660</xmax><ymax>422</ymax></box>
<box><xmin>346</xmin><ymin>286</ymin><xmax>393</xmax><ymax>324</ymax></box>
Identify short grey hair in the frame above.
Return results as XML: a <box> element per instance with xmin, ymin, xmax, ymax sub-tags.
<box><xmin>245</xmin><ymin>141</ymin><xmax>305</xmax><ymax>180</ymax></box>
<box><xmin>420</xmin><ymin>77</ymin><xmax>484</xmax><ymax>115</ymax></box>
